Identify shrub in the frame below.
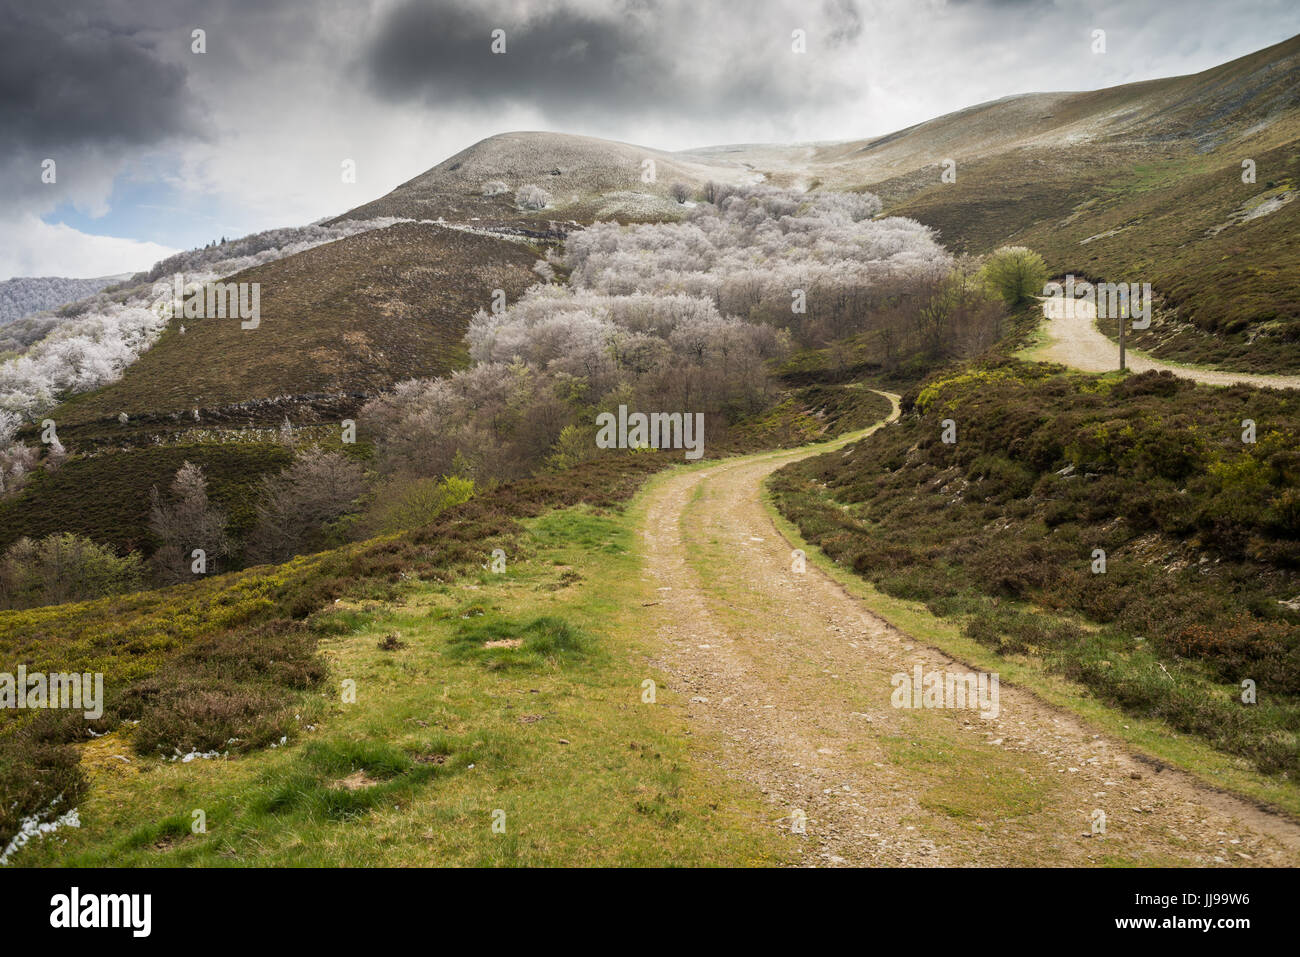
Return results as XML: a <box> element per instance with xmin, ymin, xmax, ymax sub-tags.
<box><xmin>360</xmin><ymin>475</ymin><xmax>475</xmax><ymax>536</ymax></box>
<box><xmin>515</xmin><ymin>184</ymin><xmax>552</xmax><ymax>210</ymax></box>
<box><xmin>981</xmin><ymin>246</ymin><xmax>1048</xmax><ymax>309</ymax></box>
<box><xmin>0</xmin><ymin>532</ymin><xmax>144</xmax><ymax>610</ymax></box>
<box><xmin>546</xmin><ymin>424</ymin><xmax>602</xmax><ymax>471</ymax></box>
<box><xmin>121</xmin><ymin>619</ymin><xmax>327</xmax><ymax>756</ymax></box>
<box><xmin>0</xmin><ymin>729</ymin><xmax>87</xmax><ymax>854</ymax></box>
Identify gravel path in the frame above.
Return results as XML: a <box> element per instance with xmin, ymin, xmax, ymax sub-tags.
<box><xmin>1033</xmin><ymin>297</ymin><xmax>1300</xmax><ymax>390</ymax></box>
<box><xmin>637</xmin><ymin>398</ymin><xmax>1300</xmax><ymax>866</ymax></box>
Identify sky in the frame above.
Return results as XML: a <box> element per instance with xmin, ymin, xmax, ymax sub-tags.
<box><xmin>2</xmin><ymin>0</ymin><xmax>1297</xmax><ymax>280</ymax></box>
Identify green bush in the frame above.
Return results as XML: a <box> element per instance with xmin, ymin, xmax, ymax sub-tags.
<box><xmin>361</xmin><ymin>475</ymin><xmax>475</xmax><ymax>536</ymax></box>
<box><xmin>980</xmin><ymin>246</ymin><xmax>1048</xmax><ymax>309</ymax></box>
<box><xmin>0</xmin><ymin>532</ymin><xmax>144</xmax><ymax>610</ymax></box>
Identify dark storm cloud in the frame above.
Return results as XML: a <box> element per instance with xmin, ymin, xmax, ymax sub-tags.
<box><xmin>0</xmin><ymin>6</ymin><xmax>200</xmax><ymax>152</ymax></box>
<box><xmin>362</xmin><ymin>0</ymin><xmax>856</xmax><ymax>120</ymax></box>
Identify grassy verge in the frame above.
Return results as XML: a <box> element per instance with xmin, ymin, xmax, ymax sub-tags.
<box><xmin>0</xmin><ymin>452</ymin><xmax>679</xmax><ymax>849</ymax></box>
<box><xmin>9</xmin><ymin>502</ymin><xmax>787</xmax><ymax>866</ymax></box>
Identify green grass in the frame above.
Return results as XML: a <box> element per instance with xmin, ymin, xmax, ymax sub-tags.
<box><xmin>10</xmin><ymin>504</ymin><xmax>786</xmax><ymax>866</ymax></box>
<box><xmin>884</xmin><ymin>731</ymin><xmax>1050</xmax><ymax>821</ymax></box>
<box><xmin>444</xmin><ymin>612</ymin><xmax>593</xmax><ymax>670</ymax></box>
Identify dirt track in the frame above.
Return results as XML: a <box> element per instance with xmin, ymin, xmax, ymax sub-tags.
<box><xmin>1033</xmin><ymin>297</ymin><xmax>1300</xmax><ymax>390</ymax></box>
<box><xmin>636</xmin><ymin>397</ymin><xmax>1300</xmax><ymax>866</ymax></box>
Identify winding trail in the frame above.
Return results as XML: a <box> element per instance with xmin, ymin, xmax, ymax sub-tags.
<box><xmin>636</xmin><ymin>395</ymin><xmax>1300</xmax><ymax>866</ymax></box>
<box><xmin>1031</xmin><ymin>297</ymin><xmax>1300</xmax><ymax>390</ymax></box>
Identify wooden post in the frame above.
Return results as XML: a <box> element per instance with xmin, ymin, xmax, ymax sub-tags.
<box><xmin>1118</xmin><ymin>309</ymin><xmax>1126</xmax><ymax>371</ymax></box>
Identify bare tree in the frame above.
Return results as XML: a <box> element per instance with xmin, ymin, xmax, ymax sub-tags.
<box><xmin>148</xmin><ymin>461</ymin><xmax>231</xmax><ymax>584</ymax></box>
<box><xmin>364</xmin><ymin>186</ymin><xmax>961</xmax><ymax>482</ymax></box>
<box><xmin>246</xmin><ymin>449</ymin><xmax>365</xmax><ymax>563</ymax></box>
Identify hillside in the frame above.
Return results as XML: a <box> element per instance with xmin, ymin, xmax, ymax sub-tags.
<box><xmin>330</xmin><ymin>130</ymin><xmax>759</xmax><ymax>226</ymax></box>
<box><xmin>312</xmin><ymin>34</ymin><xmax>1298</xmax><ymax>377</ymax></box>
<box><xmin>0</xmin><ymin>275</ymin><xmax>126</xmax><ymax>328</ymax></box>
<box><xmin>813</xmin><ymin>33</ymin><xmax>1300</xmax><ymax>373</ymax></box>
<box><xmin>0</xmin><ymin>443</ymin><xmax>293</xmax><ymax>557</ymax></box>
<box><xmin>53</xmin><ymin>222</ymin><xmax>542</xmax><ymax>431</ymax></box>
<box><xmin>773</xmin><ymin>362</ymin><xmax>1300</xmax><ymax>778</ymax></box>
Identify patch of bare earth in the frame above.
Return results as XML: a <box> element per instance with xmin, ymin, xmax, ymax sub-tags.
<box><xmin>636</xmin><ymin>405</ymin><xmax>1300</xmax><ymax>866</ymax></box>
<box><xmin>331</xmin><ymin>771</ymin><xmax>380</xmax><ymax>791</ymax></box>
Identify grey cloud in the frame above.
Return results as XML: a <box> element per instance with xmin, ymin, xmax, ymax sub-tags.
<box><xmin>363</xmin><ymin>0</ymin><xmax>857</xmax><ymax>121</ymax></box>
<box><xmin>824</xmin><ymin>0</ymin><xmax>863</xmax><ymax>45</ymax></box>
<box><xmin>0</xmin><ymin>7</ymin><xmax>199</xmax><ymax>152</ymax></box>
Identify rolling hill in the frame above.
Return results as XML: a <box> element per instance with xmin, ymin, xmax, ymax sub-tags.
<box><xmin>327</xmin><ymin>36</ymin><xmax>1299</xmax><ymax>371</ymax></box>
<box><xmin>0</xmin><ymin>274</ymin><xmax>128</xmax><ymax>331</ymax></box>
<box><xmin>329</xmin><ymin>130</ymin><xmax>760</xmax><ymax>226</ymax></box>
<box><xmin>53</xmin><ymin>222</ymin><xmax>542</xmax><ymax>431</ymax></box>
<box><xmin>791</xmin><ymin>32</ymin><xmax>1300</xmax><ymax>373</ymax></box>
<box><xmin>23</xmin><ymin>32</ymin><xmax>1299</xmax><ymax>564</ymax></box>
